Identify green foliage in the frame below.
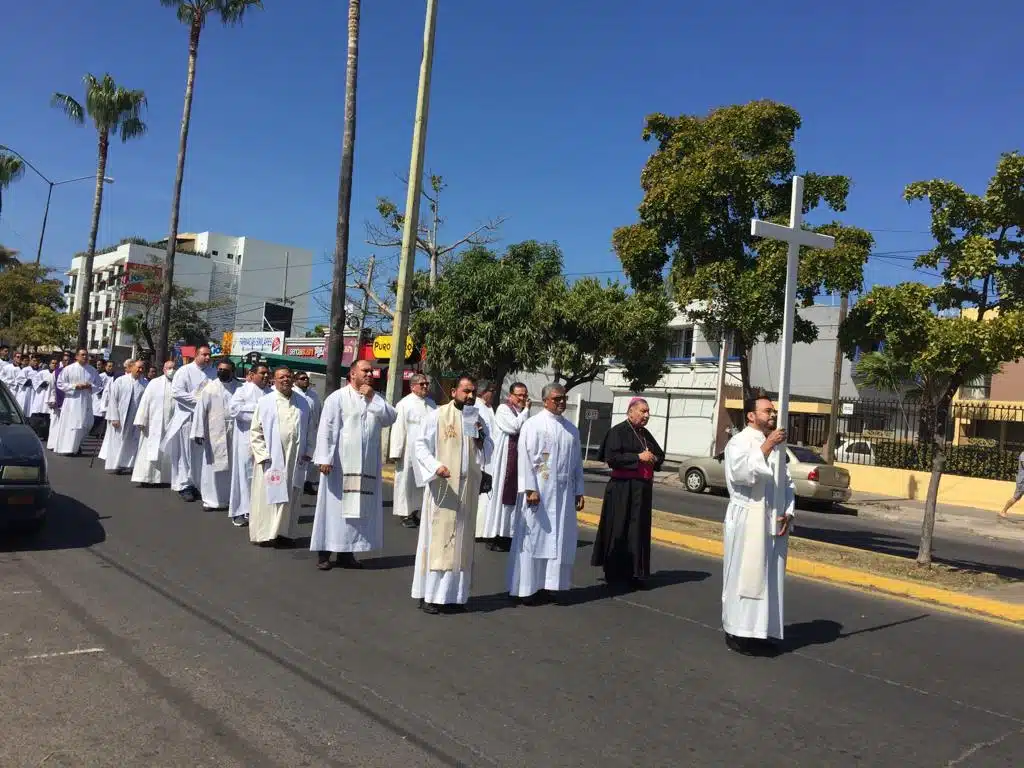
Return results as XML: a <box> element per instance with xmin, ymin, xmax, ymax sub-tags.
<box><xmin>21</xmin><ymin>309</ymin><xmax>79</xmax><ymax>351</ymax></box>
<box><xmin>413</xmin><ymin>242</ymin><xmax>562</xmax><ymax>385</ymax></box>
<box><xmin>52</xmin><ymin>73</ymin><xmax>147</xmax><ymax>144</ymax></box>
<box><xmin>0</xmin><ymin>264</ymin><xmax>67</xmax><ymax>347</ymax></box>
<box><xmin>548</xmin><ymin>278</ymin><xmax>672</xmax><ymax>392</ymax></box>
<box><xmin>160</xmin><ymin>0</ymin><xmax>264</xmax><ymax>29</ymax></box>
<box><xmin>304</xmin><ymin>324</ymin><xmax>328</xmax><ymax>338</ymax></box>
<box><xmin>0</xmin><ymin>153</ymin><xmax>26</xmax><ymax>221</ymax></box>
<box><xmin>612</xmin><ymin>100</ymin><xmax>863</xmax><ymax>394</ymax></box>
<box><xmin>121</xmin><ymin>277</ymin><xmax>222</xmax><ymax>353</ymax></box>
<box><xmin>872</xmin><ymin>442</ymin><xmax>1018</xmax><ymax>482</ymax></box>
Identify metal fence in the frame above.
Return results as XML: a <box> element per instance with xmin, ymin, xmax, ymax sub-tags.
<box><xmin>833</xmin><ymin>398</ymin><xmax>1024</xmax><ymax>481</ymax></box>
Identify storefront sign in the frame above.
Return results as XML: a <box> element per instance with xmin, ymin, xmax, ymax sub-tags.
<box><xmin>231</xmin><ymin>331</ymin><xmax>284</xmax><ymax>354</ymax></box>
<box><xmin>371</xmin><ymin>335</ymin><xmax>414</xmax><ymax>360</ymax></box>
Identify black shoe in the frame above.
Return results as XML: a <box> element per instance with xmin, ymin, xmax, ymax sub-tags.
<box><xmin>179</xmin><ymin>488</ymin><xmax>198</xmax><ymax>503</ymax></box>
<box><xmin>316</xmin><ymin>551</ymin><xmax>333</xmax><ymax>571</ymax></box>
<box><xmin>304</xmin><ymin>481</ymin><xmax>317</xmax><ymax>495</ymax></box>
<box><xmin>402</xmin><ymin>514</ymin><xmax>420</xmax><ymax>528</ymax></box>
<box><xmin>725</xmin><ymin>633</ymin><xmax>756</xmax><ymax>656</ymax></box>
<box><xmin>419</xmin><ymin>600</ymin><xmax>440</xmax><ymax>615</ymax></box>
<box><xmin>336</xmin><ymin>552</ymin><xmax>363</xmax><ymax>569</ymax></box>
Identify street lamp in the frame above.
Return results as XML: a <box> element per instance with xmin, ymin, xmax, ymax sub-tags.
<box><xmin>0</xmin><ymin>145</ymin><xmax>114</xmax><ymax>264</ymax></box>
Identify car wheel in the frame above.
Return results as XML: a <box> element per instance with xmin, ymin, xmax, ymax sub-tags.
<box><xmin>684</xmin><ymin>468</ymin><xmax>707</xmax><ymax>493</ymax></box>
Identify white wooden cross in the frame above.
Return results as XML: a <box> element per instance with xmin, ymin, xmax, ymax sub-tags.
<box><xmin>750</xmin><ymin>176</ymin><xmax>835</xmax><ymax>519</ymax></box>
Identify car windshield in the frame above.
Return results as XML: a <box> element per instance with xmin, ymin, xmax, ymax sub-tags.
<box><xmin>0</xmin><ymin>382</ymin><xmax>26</xmax><ymax>425</ymax></box>
<box><xmin>789</xmin><ymin>446</ymin><xmax>824</xmax><ymax>464</ymax></box>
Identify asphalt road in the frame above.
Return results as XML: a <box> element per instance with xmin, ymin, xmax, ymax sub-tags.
<box><xmin>1</xmin><ymin>455</ymin><xmax>1022</xmax><ymax>766</ymax></box>
<box><xmin>580</xmin><ymin>472</ymin><xmax>1024</xmax><ymax>580</ymax></box>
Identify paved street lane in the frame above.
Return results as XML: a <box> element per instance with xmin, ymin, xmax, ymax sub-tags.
<box><xmin>581</xmin><ymin>472</ymin><xmax>1024</xmax><ymax>579</ymax></box>
<box><xmin>2</xmin><ymin>455</ymin><xmax>1022</xmax><ymax>766</ymax></box>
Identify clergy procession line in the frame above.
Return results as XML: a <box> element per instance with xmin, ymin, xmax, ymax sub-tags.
<box><xmin>22</xmin><ymin>343</ymin><xmax>795</xmax><ymax>652</ymax></box>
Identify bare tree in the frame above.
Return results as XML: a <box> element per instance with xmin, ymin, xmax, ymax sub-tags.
<box><xmin>365</xmin><ymin>173</ymin><xmax>505</xmax><ymax>291</ymax></box>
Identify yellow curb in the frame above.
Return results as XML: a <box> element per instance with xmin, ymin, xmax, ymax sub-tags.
<box><xmin>381</xmin><ymin>469</ymin><xmax>1023</xmax><ymax>624</ymax></box>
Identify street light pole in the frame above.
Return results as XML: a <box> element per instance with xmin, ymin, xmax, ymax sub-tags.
<box><xmin>0</xmin><ymin>145</ymin><xmax>112</xmax><ymax>265</ymax></box>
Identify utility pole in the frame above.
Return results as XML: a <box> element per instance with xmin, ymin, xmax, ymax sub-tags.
<box><xmin>824</xmin><ymin>293</ymin><xmax>849</xmax><ymax>464</ymax></box>
<box><xmin>281</xmin><ymin>251</ymin><xmax>290</xmax><ymax>304</ymax></box>
<box><xmin>709</xmin><ymin>333</ymin><xmax>729</xmax><ymax>456</ymax></box>
<box><xmin>385</xmin><ymin>0</ymin><xmax>437</xmax><ymax>407</ymax></box>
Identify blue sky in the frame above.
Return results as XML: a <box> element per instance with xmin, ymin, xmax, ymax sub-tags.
<box><xmin>1</xmin><ymin>0</ymin><xmax>1019</xmax><ymax>334</ymax></box>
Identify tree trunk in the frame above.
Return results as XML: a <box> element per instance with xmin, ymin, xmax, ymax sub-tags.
<box><xmin>738</xmin><ymin>339</ymin><xmax>753</xmax><ymax>400</ymax></box>
<box><xmin>917</xmin><ymin>395</ymin><xmax>952</xmax><ymax>566</ymax></box>
<box><xmin>76</xmin><ymin>133</ymin><xmax>110</xmax><ymax>351</ymax></box>
<box><xmin>326</xmin><ymin>0</ymin><xmax>361</xmax><ymax>395</ymax></box>
<box><xmin>158</xmin><ymin>18</ymin><xmax>202</xmax><ymax>363</ymax></box>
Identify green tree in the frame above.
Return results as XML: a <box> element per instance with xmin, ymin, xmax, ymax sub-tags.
<box><xmin>0</xmin><ymin>264</ymin><xmax>67</xmax><ymax>346</ymax></box>
<box><xmin>305</xmin><ymin>324</ymin><xmax>328</xmax><ymax>338</ymax></box>
<box><xmin>157</xmin><ymin>0</ymin><xmax>264</xmax><ymax>363</ymax></box>
<box><xmin>51</xmin><ymin>73</ymin><xmax>147</xmax><ymax>350</ymax></box>
<box><xmin>0</xmin><ymin>243</ymin><xmax>20</xmax><ymax>269</ymax></box>
<box><xmin>613</xmin><ymin>101</ymin><xmax>861</xmax><ymax>397</ymax></box>
<box><xmin>413</xmin><ymin>241</ymin><xmax>563</xmax><ymax>386</ymax></box>
<box><xmin>840</xmin><ymin>152</ymin><xmax>1024</xmax><ymax>565</ymax></box>
<box><xmin>21</xmin><ymin>308</ymin><xmax>79</xmax><ymax>351</ymax></box>
<box><xmin>121</xmin><ymin>274</ymin><xmax>223</xmax><ymax>355</ymax></box>
<box><xmin>0</xmin><ymin>152</ymin><xmax>25</xmax><ymax>223</ymax></box>
<box><xmin>547</xmin><ymin>277</ymin><xmax>672</xmax><ymax>392</ymax></box>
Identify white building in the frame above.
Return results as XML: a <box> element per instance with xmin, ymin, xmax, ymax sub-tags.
<box><xmin>64</xmin><ymin>232</ymin><xmax>313</xmax><ymax>357</ymax></box>
<box><xmin>603</xmin><ymin>302</ymin><xmax>874</xmax><ymax>461</ymax></box>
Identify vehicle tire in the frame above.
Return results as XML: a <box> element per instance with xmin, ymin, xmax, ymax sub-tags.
<box><xmin>684</xmin><ymin>468</ymin><xmax>707</xmax><ymax>493</ymax></box>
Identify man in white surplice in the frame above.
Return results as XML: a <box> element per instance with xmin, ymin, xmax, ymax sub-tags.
<box><xmin>509</xmin><ymin>383</ymin><xmax>585</xmax><ymax>604</ymax></box>
<box><xmin>310</xmin><ymin>360</ymin><xmax>398</xmax><ymax>570</ymax></box>
<box><xmin>100</xmin><ymin>360</ymin><xmax>147</xmax><ymax>473</ymax></box>
<box><xmin>477</xmin><ymin>382</ymin><xmax>530</xmax><ymax>551</ymax></box>
<box><xmin>249</xmin><ymin>367</ymin><xmax>314</xmax><ymax>546</ymax></box>
<box><xmin>227</xmin><ymin>364</ymin><xmax>271</xmax><ymax>527</ymax></box>
<box><xmin>29</xmin><ymin>356</ymin><xmax>54</xmax><ymax>440</ymax></box>
<box><xmin>293</xmin><ymin>371</ymin><xmax>322</xmax><ymax>495</ymax></box>
<box><xmin>388</xmin><ymin>372</ymin><xmax>436</xmax><ymax>528</ymax></box>
<box><xmin>412</xmin><ymin>375</ymin><xmax>493</xmax><ymax>614</ymax></box>
<box><xmin>722</xmin><ymin>395</ymin><xmax>794</xmax><ymax>656</ymax></box>
<box><xmin>167</xmin><ymin>344</ymin><xmax>215</xmax><ymax>502</ymax></box>
<box><xmin>54</xmin><ymin>349</ymin><xmax>101</xmax><ymax>456</ymax></box>
<box><xmin>132</xmin><ymin>361</ymin><xmax>178</xmax><ymax>486</ymax></box>
<box><xmin>14</xmin><ymin>356</ymin><xmax>36</xmax><ymax>418</ymax></box>
<box><xmin>191</xmin><ymin>359</ymin><xmax>239</xmax><ymax>511</ymax></box>
<box><xmin>472</xmin><ymin>381</ymin><xmax>497</xmax><ymax>539</ymax></box>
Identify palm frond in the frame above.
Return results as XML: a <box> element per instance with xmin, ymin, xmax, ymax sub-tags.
<box><xmin>50</xmin><ymin>92</ymin><xmax>85</xmax><ymax>124</ymax></box>
<box><xmin>0</xmin><ymin>154</ymin><xmax>26</xmax><ymax>186</ymax></box>
<box><xmin>119</xmin><ymin>116</ymin><xmax>148</xmax><ymax>143</ymax></box>
<box><xmin>217</xmin><ymin>0</ymin><xmax>263</xmax><ymax>24</ymax></box>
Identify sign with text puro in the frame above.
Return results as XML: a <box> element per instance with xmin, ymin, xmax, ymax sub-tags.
<box><xmin>372</xmin><ymin>335</ymin><xmax>413</xmax><ymax>360</ymax></box>
<box><xmin>232</xmin><ymin>331</ymin><xmax>284</xmax><ymax>354</ymax></box>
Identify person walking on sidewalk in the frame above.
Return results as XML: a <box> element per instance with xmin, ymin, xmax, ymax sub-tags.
<box><xmin>998</xmin><ymin>450</ymin><xmax>1024</xmax><ymax>520</ymax></box>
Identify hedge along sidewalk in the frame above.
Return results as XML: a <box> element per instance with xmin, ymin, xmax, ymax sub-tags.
<box><xmin>380</xmin><ymin>465</ymin><xmax>1022</xmax><ymax>624</ymax></box>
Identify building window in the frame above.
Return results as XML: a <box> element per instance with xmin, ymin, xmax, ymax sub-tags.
<box><xmin>667</xmin><ymin>327</ymin><xmax>694</xmax><ymax>361</ymax></box>
<box><xmin>962</xmin><ymin>375</ymin><xmax>992</xmax><ymax>401</ymax></box>
<box><xmin>212</xmin><ymin>250</ymin><xmax>219</xmax><ymax>256</ymax></box>
<box><xmin>227</xmin><ymin>253</ymin><xmax>234</xmax><ymax>260</ymax></box>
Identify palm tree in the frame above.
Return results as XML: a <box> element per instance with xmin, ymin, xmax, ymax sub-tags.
<box><xmin>326</xmin><ymin>0</ymin><xmax>361</xmax><ymax>394</ymax></box>
<box><xmin>51</xmin><ymin>73</ymin><xmax>147</xmax><ymax>350</ymax></box>
<box><xmin>156</xmin><ymin>0</ymin><xmax>264</xmax><ymax>362</ymax></box>
<box><xmin>0</xmin><ymin>152</ymin><xmax>25</xmax><ymax>223</ymax></box>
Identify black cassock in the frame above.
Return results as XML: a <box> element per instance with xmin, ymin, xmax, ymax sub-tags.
<box><xmin>590</xmin><ymin>419</ymin><xmax>665</xmax><ymax>583</ymax></box>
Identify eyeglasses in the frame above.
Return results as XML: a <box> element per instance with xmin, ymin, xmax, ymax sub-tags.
<box><xmin>548</xmin><ymin>396</ymin><xmax>567</xmax><ymax>403</ymax></box>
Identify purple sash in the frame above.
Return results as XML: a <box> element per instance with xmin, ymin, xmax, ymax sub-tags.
<box><xmin>501</xmin><ymin>433</ymin><xmax>519</xmax><ymax>505</ymax></box>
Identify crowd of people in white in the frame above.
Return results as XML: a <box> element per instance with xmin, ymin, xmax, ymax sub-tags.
<box><xmin>4</xmin><ymin>342</ymin><xmax>793</xmax><ymax>647</ymax></box>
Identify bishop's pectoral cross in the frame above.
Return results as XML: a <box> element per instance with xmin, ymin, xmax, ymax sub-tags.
<box><xmin>750</xmin><ymin>176</ymin><xmax>835</xmax><ymax>521</ymax></box>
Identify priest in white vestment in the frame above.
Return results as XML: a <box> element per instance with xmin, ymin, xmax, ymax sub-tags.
<box><xmin>388</xmin><ymin>373</ymin><xmax>436</xmax><ymax>528</ymax></box>
<box><xmin>132</xmin><ymin>361</ymin><xmax>178</xmax><ymax>486</ymax></box>
<box><xmin>293</xmin><ymin>371</ymin><xmax>323</xmax><ymax>494</ymax></box>
<box><xmin>228</xmin><ymin>364</ymin><xmax>271</xmax><ymax>527</ymax></box>
<box><xmin>191</xmin><ymin>359</ymin><xmax>239</xmax><ymax>510</ymax></box>
<box><xmin>93</xmin><ymin>362</ymin><xmax>111</xmax><ymax>429</ymax></box>
<box><xmin>29</xmin><ymin>357</ymin><xmax>54</xmax><ymax>439</ymax></box>
<box><xmin>101</xmin><ymin>360</ymin><xmax>147</xmax><ymax>473</ymax></box>
<box><xmin>508</xmin><ymin>383</ymin><xmax>585</xmax><ymax>604</ymax></box>
<box><xmin>412</xmin><ymin>375</ymin><xmax>493</xmax><ymax>614</ymax></box>
<box><xmin>477</xmin><ymin>382</ymin><xmax>530</xmax><ymax>550</ymax></box>
<box><xmin>310</xmin><ymin>360</ymin><xmax>398</xmax><ymax>570</ymax></box>
<box><xmin>473</xmin><ymin>381</ymin><xmax>498</xmax><ymax>539</ymax></box>
<box><xmin>166</xmin><ymin>345</ymin><xmax>215</xmax><ymax>502</ymax></box>
<box><xmin>722</xmin><ymin>395</ymin><xmax>794</xmax><ymax>655</ymax></box>
<box><xmin>0</xmin><ymin>346</ymin><xmax>14</xmax><ymax>389</ymax></box>
<box><xmin>14</xmin><ymin>360</ymin><xmax>36</xmax><ymax>418</ymax></box>
<box><xmin>249</xmin><ymin>367</ymin><xmax>314</xmax><ymax>546</ymax></box>
<box><xmin>53</xmin><ymin>349</ymin><xmax>101</xmax><ymax>456</ymax></box>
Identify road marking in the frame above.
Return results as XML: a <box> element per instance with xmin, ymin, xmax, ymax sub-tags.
<box><xmin>17</xmin><ymin>647</ymin><xmax>105</xmax><ymax>661</ymax></box>
<box><xmin>1</xmin><ymin>590</ymin><xmax>42</xmax><ymax>596</ymax></box>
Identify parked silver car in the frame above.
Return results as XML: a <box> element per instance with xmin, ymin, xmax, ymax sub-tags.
<box><xmin>680</xmin><ymin>445</ymin><xmax>851</xmax><ymax>504</ymax></box>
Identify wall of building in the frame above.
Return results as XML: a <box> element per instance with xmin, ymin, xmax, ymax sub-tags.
<box><xmin>234</xmin><ymin>237</ymin><xmax>314</xmax><ymax>335</ymax></box>
<box><xmin>990</xmin><ymin>360</ymin><xmax>1024</xmax><ymax>401</ymax></box>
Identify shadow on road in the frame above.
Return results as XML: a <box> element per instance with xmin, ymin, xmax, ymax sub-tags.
<box><xmin>793</xmin><ymin>525</ymin><xmax>1024</xmax><ymax>580</ymax></box>
<box><xmin>362</xmin><ymin>554</ymin><xmax>417</xmax><ymax>570</ymax></box>
<box><xmin>778</xmin><ymin>614</ymin><xmax>930</xmax><ymax>654</ymax></box>
<box><xmin>0</xmin><ymin>492</ymin><xmax>106</xmax><ymax>553</ymax></box>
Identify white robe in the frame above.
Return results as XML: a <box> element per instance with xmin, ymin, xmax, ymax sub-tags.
<box><xmin>477</xmin><ymin>402</ymin><xmax>528</xmax><ymax>538</ymax></box>
<box><xmin>14</xmin><ymin>367</ymin><xmax>34</xmax><ymax>416</ymax></box>
<box><xmin>54</xmin><ymin>363</ymin><xmax>100</xmax><ymax>455</ymax></box>
<box><xmin>228</xmin><ymin>382</ymin><xmax>269</xmax><ymax>521</ymax></box>
<box><xmin>31</xmin><ymin>369</ymin><xmax>52</xmax><ymax>416</ymax></box>
<box><xmin>191</xmin><ymin>378</ymin><xmax>238</xmax><ymax>509</ymax></box>
<box><xmin>411</xmin><ymin>406</ymin><xmax>493</xmax><ymax>605</ymax></box>
<box><xmin>46</xmin><ymin>368</ymin><xmax>61</xmax><ymax>451</ymax></box>
<box><xmin>508</xmin><ymin>409</ymin><xmax>585</xmax><ymax>596</ymax></box>
<box><xmin>93</xmin><ymin>372</ymin><xmax>110</xmax><ymax>418</ymax></box>
<box><xmin>388</xmin><ymin>393</ymin><xmax>436</xmax><ymax>518</ymax></box>
<box><xmin>310</xmin><ymin>386</ymin><xmax>398</xmax><ymax>553</ymax></box>
<box><xmin>0</xmin><ymin>360</ymin><xmax>15</xmax><ymax>389</ymax></box>
<box><xmin>297</xmin><ymin>386</ymin><xmax>322</xmax><ymax>485</ymax></box>
<box><xmin>167</xmin><ymin>362</ymin><xmax>216</xmax><ymax>491</ymax></box>
<box><xmin>473</xmin><ymin>403</ymin><xmax>497</xmax><ymax>535</ymax></box>
<box><xmin>248</xmin><ymin>389</ymin><xmax>314</xmax><ymax>543</ymax></box>
<box><xmin>131</xmin><ymin>376</ymin><xmax>177</xmax><ymax>485</ymax></box>
<box><xmin>100</xmin><ymin>374</ymin><xmax>146</xmax><ymax>471</ymax></box>
<box><xmin>722</xmin><ymin>426</ymin><xmax>796</xmax><ymax>641</ymax></box>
